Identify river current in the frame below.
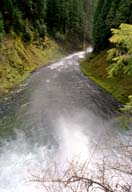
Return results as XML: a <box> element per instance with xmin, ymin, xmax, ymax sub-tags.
<box><xmin>0</xmin><ymin>48</ymin><xmax>129</xmax><ymax>191</ymax></box>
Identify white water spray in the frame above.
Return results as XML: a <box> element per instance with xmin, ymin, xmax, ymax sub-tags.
<box><xmin>0</xmin><ymin>47</ymin><xmax>122</xmax><ymax>192</ymax></box>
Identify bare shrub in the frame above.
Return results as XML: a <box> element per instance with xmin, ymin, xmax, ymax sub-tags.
<box><xmin>29</xmin><ymin>140</ymin><xmax>132</xmax><ymax>192</ymax></box>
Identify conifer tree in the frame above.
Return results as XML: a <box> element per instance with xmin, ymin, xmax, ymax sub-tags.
<box><xmin>0</xmin><ymin>0</ymin><xmax>98</xmax><ymax>46</ymax></box>
<box><xmin>107</xmin><ymin>23</ymin><xmax>132</xmax><ymax>77</ymax></box>
<box><xmin>93</xmin><ymin>0</ymin><xmax>132</xmax><ymax>51</ymax></box>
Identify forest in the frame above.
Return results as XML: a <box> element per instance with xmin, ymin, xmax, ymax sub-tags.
<box><xmin>0</xmin><ymin>0</ymin><xmax>98</xmax><ymax>95</ymax></box>
<box><xmin>0</xmin><ymin>0</ymin><xmax>97</xmax><ymax>46</ymax></box>
<box><xmin>81</xmin><ymin>0</ymin><xmax>132</xmax><ymax>110</ymax></box>
<box><xmin>93</xmin><ymin>0</ymin><xmax>132</xmax><ymax>51</ymax></box>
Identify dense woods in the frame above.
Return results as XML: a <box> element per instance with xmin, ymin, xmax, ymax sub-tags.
<box><xmin>0</xmin><ymin>0</ymin><xmax>98</xmax><ymax>94</ymax></box>
<box><xmin>93</xmin><ymin>0</ymin><xmax>132</xmax><ymax>51</ymax></box>
<box><xmin>81</xmin><ymin>0</ymin><xmax>132</xmax><ymax>108</ymax></box>
<box><xmin>93</xmin><ymin>0</ymin><xmax>132</xmax><ymax>89</ymax></box>
<box><xmin>0</xmin><ymin>0</ymin><xmax>47</xmax><ymax>41</ymax></box>
<box><xmin>0</xmin><ymin>0</ymin><xmax>97</xmax><ymax>47</ymax></box>
<box><xmin>0</xmin><ymin>0</ymin><xmax>131</xmax><ymax>57</ymax></box>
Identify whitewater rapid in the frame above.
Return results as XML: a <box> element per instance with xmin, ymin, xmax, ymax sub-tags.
<box><xmin>0</xmin><ymin>47</ymin><xmax>123</xmax><ymax>191</ymax></box>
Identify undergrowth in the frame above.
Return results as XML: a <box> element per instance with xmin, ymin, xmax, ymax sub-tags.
<box><xmin>80</xmin><ymin>51</ymin><xmax>132</xmax><ymax>104</ymax></box>
<box><xmin>0</xmin><ymin>36</ymin><xmax>65</xmax><ymax>95</ymax></box>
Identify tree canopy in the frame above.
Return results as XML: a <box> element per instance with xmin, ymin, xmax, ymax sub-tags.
<box><xmin>0</xmin><ymin>0</ymin><xmax>98</xmax><ymax>46</ymax></box>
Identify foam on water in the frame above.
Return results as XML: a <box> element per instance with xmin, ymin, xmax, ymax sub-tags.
<box><xmin>0</xmin><ymin>131</ymin><xmax>51</xmax><ymax>191</ymax></box>
<box><xmin>0</xmin><ymin>109</ymin><xmax>118</xmax><ymax>191</ymax></box>
<box><xmin>0</xmin><ymin>117</ymin><xmax>92</xmax><ymax>192</ymax></box>
<box><xmin>1</xmin><ymin>46</ymin><xmax>129</xmax><ymax>192</ymax></box>
<box><xmin>48</xmin><ymin>46</ymin><xmax>92</xmax><ymax>70</ymax></box>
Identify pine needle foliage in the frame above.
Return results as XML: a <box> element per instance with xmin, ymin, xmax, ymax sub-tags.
<box><xmin>93</xmin><ymin>0</ymin><xmax>132</xmax><ymax>51</ymax></box>
<box><xmin>107</xmin><ymin>23</ymin><xmax>132</xmax><ymax>77</ymax></box>
<box><xmin>121</xmin><ymin>95</ymin><xmax>132</xmax><ymax>113</ymax></box>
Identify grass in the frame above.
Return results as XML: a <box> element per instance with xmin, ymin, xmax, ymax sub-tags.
<box><xmin>0</xmin><ymin>36</ymin><xmax>66</xmax><ymax>96</ymax></box>
<box><xmin>80</xmin><ymin>51</ymin><xmax>132</xmax><ymax>104</ymax></box>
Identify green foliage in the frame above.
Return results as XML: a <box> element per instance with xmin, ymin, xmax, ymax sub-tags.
<box><xmin>12</xmin><ymin>7</ymin><xmax>24</xmax><ymax>33</ymax></box>
<box><xmin>93</xmin><ymin>0</ymin><xmax>112</xmax><ymax>50</ymax></box>
<box><xmin>0</xmin><ymin>0</ymin><xmax>47</xmax><ymax>41</ymax></box>
<box><xmin>55</xmin><ymin>31</ymin><xmax>65</xmax><ymax>41</ymax></box>
<box><xmin>0</xmin><ymin>37</ymin><xmax>66</xmax><ymax>95</ymax></box>
<box><xmin>107</xmin><ymin>23</ymin><xmax>132</xmax><ymax>77</ymax></box>
<box><xmin>120</xmin><ymin>95</ymin><xmax>132</xmax><ymax>126</ymax></box>
<box><xmin>80</xmin><ymin>50</ymin><xmax>132</xmax><ymax>104</ymax></box>
<box><xmin>0</xmin><ymin>12</ymin><xmax>4</xmax><ymax>39</ymax></box>
<box><xmin>0</xmin><ymin>0</ymin><xmax>97</xmax><ymax>46</ymax></box>
<box><xmin>93</xmin><ymin>0</ymin><xmax>132</xmax><ymax>51</ymax></box>
<box><xmin>22</xmin><ymin>20</ymin><xmax>33</xmax><ymax>42</ymax></box>
<box><xmin>0</xmin><ymin>12</ymin><xmax>4</xmax><ymax>32</ymax></box>
<box><xmin>121</xmin><ymin>95</ymin><xmax>132</xmax><ymax>113</ymax></box>
<box><xmin>46</xmin><ymin>0</ymin><xmax>97</xmax><ymax>47</ymax></box>
<box><xmin>34</xmin><ymin>20</ymin><xmax>47</xmax><ymax>38</ymax></box>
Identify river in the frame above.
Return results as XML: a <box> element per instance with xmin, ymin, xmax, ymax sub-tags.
<box><xmin>0</xmin><ymin>48</ymin><xmax>130</xmax><ymax>192</ymax></box>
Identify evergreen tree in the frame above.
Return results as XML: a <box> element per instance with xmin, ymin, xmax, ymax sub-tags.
<box><xmin>93</xmin><ymin>0</ymin><xmax>113</xmax><ymax>51</ymax></box>
<box><xmin>0</xmin><ymin>0</ymin><xmax>97</xmax><ymax>46</ymax></box>
<box><xmin>93</xmin><ymin>0</ymin><xmax>132</xmax><ymax>51</ymax></box>
<box><xmin>107</xmin><ymin>23</ymin><xmax>132</xmax><ymax>77</ymax></box>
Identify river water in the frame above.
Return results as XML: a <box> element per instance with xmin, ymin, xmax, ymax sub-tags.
<box><xmin>0</xmin><ymin>49</ymin><xmax>130</xmax><ymax>191</ymax></box>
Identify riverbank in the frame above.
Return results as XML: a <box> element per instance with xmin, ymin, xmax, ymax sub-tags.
<box><xmin>80</xmin><ymin>51</ymin><xmax>132</xmax><ymax>103</ymax></box>
<box><xmin>0</xmin><ymin>36</ymin><xmax>67</xmax><ymax>96</ymax></box>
